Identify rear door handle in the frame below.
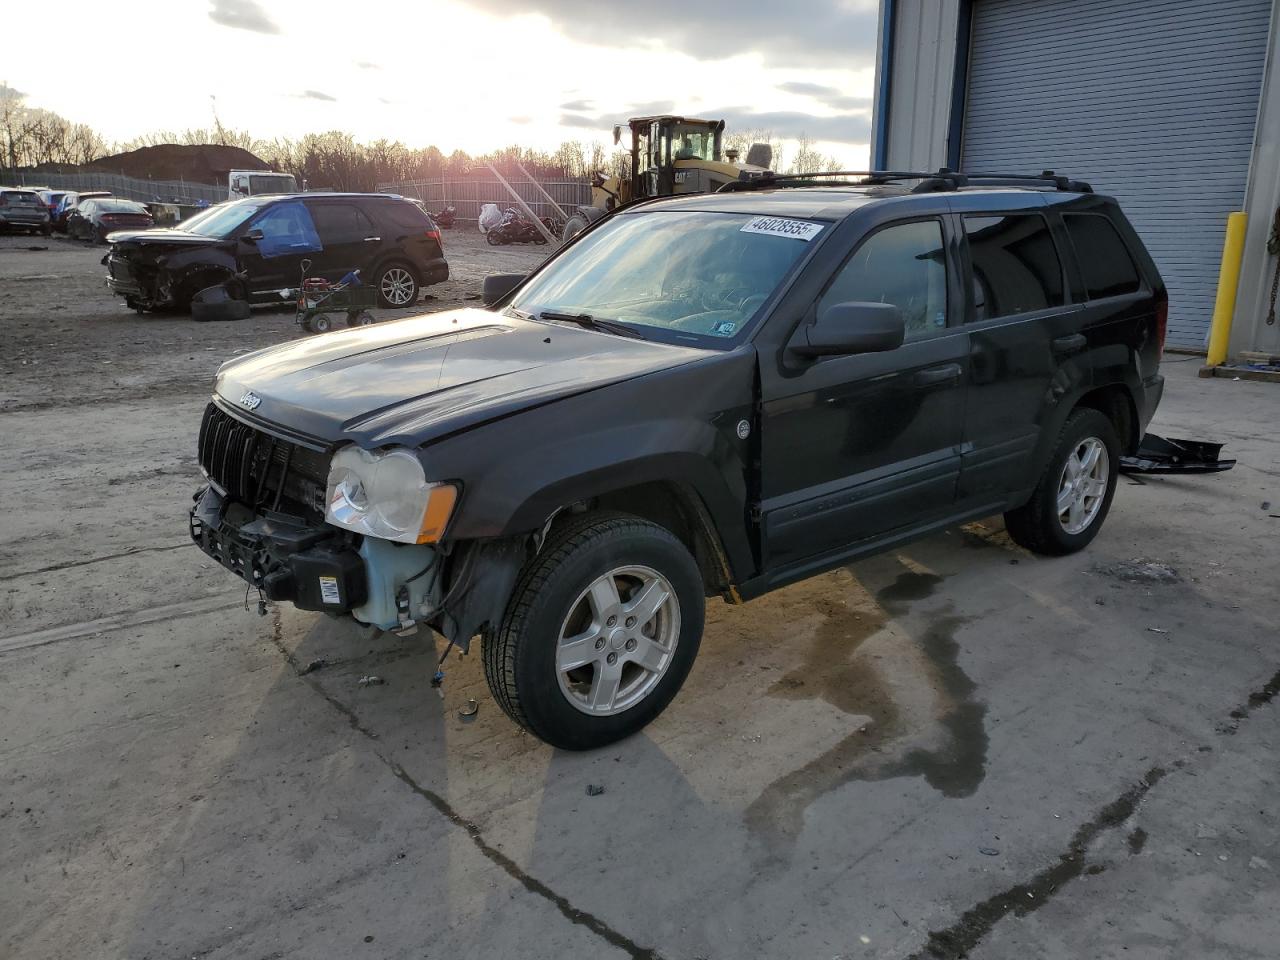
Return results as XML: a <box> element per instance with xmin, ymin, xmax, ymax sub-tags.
<box><xmin>363</xmin><ymin>236</ymin><xmax>381</xmax><ymax>242</ymax></box>
<box><xmin>1052</xmin><ymin>333</ymin><xmax>1087</xmax><ymax>355</ymax></box>
<box><xmin>913</xmin><ymin>363</ymin><xmax>963</xmax><ymax>387</ymax></box>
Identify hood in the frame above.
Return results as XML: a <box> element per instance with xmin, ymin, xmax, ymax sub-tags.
<box><xmin>108</xmin><ymin>227</ymin><xmax>221</xmax><ymax>246</ymax></box>
<box><xmin>215</xmin><ymin>308</ymin><xmax>710</xmax><ymax>447</ymax></box>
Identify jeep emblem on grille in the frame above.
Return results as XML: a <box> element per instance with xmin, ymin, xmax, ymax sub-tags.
<box><xmin>239</xmin><ymin>391</ymin><xmax>262</xmax><ymax>410</ymax></box>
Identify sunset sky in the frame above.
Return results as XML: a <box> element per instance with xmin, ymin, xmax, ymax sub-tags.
<box><xmin>3</xmin><ymin>0</ymin><xmax>878</xmax><ymax>167</ymax></box>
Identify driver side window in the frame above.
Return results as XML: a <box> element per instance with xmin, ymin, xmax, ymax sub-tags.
<box><xmin>819</xmin><ymin>219</ymin><xmax>948</xmax><ymax>341</ymax></box>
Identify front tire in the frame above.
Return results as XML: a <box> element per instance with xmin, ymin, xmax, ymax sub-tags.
<box><xmin>484</xmin><ymin>514</ymin><xmax>705</xmax><ymax>750</ymax></box>
<box><xmin>1004</xmin><ymin>408</ymin><xmax>1120</xmax><ymax>555</ymax></box>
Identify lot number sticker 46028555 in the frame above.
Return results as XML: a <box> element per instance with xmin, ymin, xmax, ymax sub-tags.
<box><xmin>740</xmin><ymin>217</ymin><xmax>824</xmax><ymax>241</ymax></box>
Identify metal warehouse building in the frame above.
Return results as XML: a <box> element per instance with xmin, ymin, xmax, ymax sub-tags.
<box><xmin>871</xmin><ymin>0</ymin><xmax>1280</xmax><ymax>356</ymax></box>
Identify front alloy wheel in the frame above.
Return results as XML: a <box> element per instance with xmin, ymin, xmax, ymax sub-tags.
<box><xmin>484</xmin><ymin>513</ymin><xmax>704</xmax><ymax>750</ymax></box>
<box><xmin>555</xmin><ymin>565</ymin><xmax>680</xmax><ymax>716</ymax></box>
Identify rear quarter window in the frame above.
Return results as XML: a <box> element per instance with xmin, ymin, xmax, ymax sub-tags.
<box><xmin>1064</xmin><ymin>213</ymin><xmax>1143</xmax><ymax>299</ymax></box>
<box><xmin>963</xmin><ymin>213</ymin><xmax>1065</xmax><ymax>320</ymax></box>
<box><xmin>372</xmin><ymin>198</ymin><xmax>431</xmax><ymax>231</ymax></box>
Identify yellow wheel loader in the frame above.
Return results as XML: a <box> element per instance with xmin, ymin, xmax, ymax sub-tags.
<box><xmin>562</xmin><ymin>116</ymin><xmax>773</xmax><ymax>240</ymax></box>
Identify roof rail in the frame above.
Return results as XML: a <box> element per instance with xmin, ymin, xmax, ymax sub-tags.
<box><xmin>716</xmin><ymin>168</ymin><xmax>1093</xmax><ymax>194</ymax></box>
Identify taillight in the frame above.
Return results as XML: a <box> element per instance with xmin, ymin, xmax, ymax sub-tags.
<box><xmin>1154</xmin><ymin>290</ymin><xmax>1168</xmax><ymax>362</ymax></box>
<box><xmin>426</xmin><ymin>227</ymin><xmax>442</xmax><ymax>248</ymax></box>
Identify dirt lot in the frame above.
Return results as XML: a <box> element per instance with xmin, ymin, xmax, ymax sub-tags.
<box><xmin>2</xmin><ymin>231</ymin><xmax>1279</xmax><ymax>960</ymax></box>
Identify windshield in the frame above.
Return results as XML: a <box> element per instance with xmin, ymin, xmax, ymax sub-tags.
<box><xmin>250</xmin><ymin>173</ymin><xmax>298</xmax><ymax>194</ymax></box>
<box><xmin>670</xmin><ymin>124</ymin><xmax>717</xmax><ymax>162</ymax></box>
<box><xmin>507</xmin><ymin>210</ymin><xmax>823</xmax><ymax>344</ymax></box>
<box><xmin>183</xmin><ymin>199</ymin><xmax>264</xmax><ymax>238</ymax></box>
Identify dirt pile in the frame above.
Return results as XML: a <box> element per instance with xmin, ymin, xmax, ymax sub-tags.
<box><xmin>83</xmin><ymin>144</ymin><xmax>273</xmax><ymax>184</ymax></box>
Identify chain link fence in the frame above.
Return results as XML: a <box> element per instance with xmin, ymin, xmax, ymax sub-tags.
<box><xmin>377</xmin><ymin>176</ymin><xmax>592</xmax><ymax>224</ymax></box>
<box><xmin>1</xmin><ymin>171</ymin><xmax>224</xmax><ymax>205</ymax></box>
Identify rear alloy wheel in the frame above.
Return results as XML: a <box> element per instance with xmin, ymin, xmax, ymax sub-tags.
<box><xmin>375</xmin><ymin>263</ymin><xmax>418</xmax><ymax>308</ymax></box>
<box><xmin>1004</xmin><ymin>408</ymin><xmax>1120</xmax><ymax>555</ymax></box>
<box><xmin>484</xmin><ymin>514</ymin><xmax>704</xmax><ymax>750</ymax></box>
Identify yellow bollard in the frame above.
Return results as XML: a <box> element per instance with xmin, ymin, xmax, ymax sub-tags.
<box><xmin>1206</xmin><ymin>211</ymin><xmax>1249</xmax><ymax>366</ymax></box>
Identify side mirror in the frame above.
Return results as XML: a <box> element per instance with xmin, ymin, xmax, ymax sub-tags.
<box><xmin>242</xmin><ymin>228</ymin><xmax>264</xmax><ymax>244</ymax></box>
<box><xmin>482</xmin><ymin>273</ymin><xmax>526</xmax><ymax>306</ymax></box>
<box><xmin>792</xmin><ymin>301</ymin><xmax>906</xmax><ymax>357</ymax></box>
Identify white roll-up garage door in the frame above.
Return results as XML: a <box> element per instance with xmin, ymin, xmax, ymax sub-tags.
<box><xmin>961</xmin><ymin>0</ymin><xmax>1272</xmax><ymax>347</ymax></box>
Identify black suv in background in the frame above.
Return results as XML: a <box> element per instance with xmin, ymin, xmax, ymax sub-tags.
<box><xmin>187</xmin><ymin>171</ymin><xmax>1166</xmax><ymax>750</ymax></box>
<box><xmin>105</xmin><ymin>193</ymin><xmax>448</xmax><ymax>312</ymax></box>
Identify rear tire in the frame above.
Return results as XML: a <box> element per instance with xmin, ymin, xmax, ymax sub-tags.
<box><xmin>375</xmin><ymin>262</ymin><xmax>418</xmax><ymax>308</ymax></box>
<box><xmin>1004</xmin><ymin>408</ymin><xmax>1120</xmax><ymax>556</ymax></box>
<box><xmin>484</xmin><ymin>513</ymin><xmax>704</xmax><ymax>750</ymax></box>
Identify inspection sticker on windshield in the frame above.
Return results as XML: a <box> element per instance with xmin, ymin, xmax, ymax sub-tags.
<box><xmin>740</xmin><ymin>217</ymin><xmax>824</xmax><ymax>241</ymax></box>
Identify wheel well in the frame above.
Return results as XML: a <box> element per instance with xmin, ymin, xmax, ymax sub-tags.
<box><xmin>376</xmin><ymin>258</ymin><xmax>419</xmax><ymax>282</ymax></box>
<box><xmin>175</xmin><ymin>267</ymin><xmax>233</xmax><ymax>305</ymax></box>
<box><xmin>551</xmin><ymin>481</ymin><xmax>734</xmax><ymax>598</ymax></box>
<box><xmin>1074</xmin><ymin>384</ymin><xmax>1138</xmax><ymax>453</ymax></box>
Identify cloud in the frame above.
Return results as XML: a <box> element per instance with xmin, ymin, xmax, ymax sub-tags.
<box><xmin>558</xmin><ymin>103</ymin><xmax>870</xmax><ymax>145</ymax></box>
<box><xmin>508</xmin><ymin>115</ymin><xmax>533</xmax><ymax>125</ymax></box>
<box><xmin>207</xmin><ymin>0</ymin><xmax>279</xmax><ymax>34</ymax></box>
<box><xmin>466</xmin><ymin>0</ymin><xmax>878</xmax><ymax>67</ymax></box>
<box><xmin>297</xmin><ymin>90</ymin><xmax>337</xmax><ymax>101</ymax></box>
<box><xmin>558</xmin><ymin>112</ymin><xmax>599</xmax><ymax>130</ymax></box>
<box><xmin>624</xmin><ymin>100</ymin><xmax>677</xmax><ymax>118</ymax></box>
<box><xmin>709</xmin><ymin>107</ymin><xmax>871</xmax><ymax>144</ymax></box>
<box><xmin>778</xmin><ymin>81</ymin><xmax>842</xmax><ymax>98</ymax></box>
<box><xmin>559</xmin><ymin>99</ymin><xmax>594</xmax><ymax>111</ymax></box>
<box><xmin>355</xmin><ymin>60</ymin><xmax>380</xmax><ymax>70</ymax></box>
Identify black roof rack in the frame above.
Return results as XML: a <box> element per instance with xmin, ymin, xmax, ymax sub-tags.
<box><xmin>716</xmin><ymin>167</ymin><xmax>1093</xmax><ymax>194</ymax></box>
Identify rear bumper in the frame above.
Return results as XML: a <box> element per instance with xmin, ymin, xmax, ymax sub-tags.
<box><xmin>1138</xmin><ymin>373</ymin><xmax>1164</xmax><ymax>438</ymax></box>
<box><xmin>421</xmin><ymin>258</ymin><xmax>449</xmax><ymax>286</ymax></box>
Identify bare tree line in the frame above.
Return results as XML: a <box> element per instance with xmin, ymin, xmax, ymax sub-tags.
<box><xmin>2</xmin><ymin>86</ymin><xmax>840</xmax><ymax>189</ymax></box>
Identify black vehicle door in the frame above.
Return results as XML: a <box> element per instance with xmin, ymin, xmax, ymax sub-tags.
<box><xmin>951</xmin><ymin>198</ymin><xmax>1085</xmax><ymax>503</ymax></box>
<box><xmin>237</xmin><ymin>200</ymin><xmax>323</xmax><ymax>298</ymax></box>
<box><xmin>306</xmin><ymin>201</ymin><xmax>379</xmax><ymax>282</ymax></box>
<box><xmin>760</xmin><ymin>216</ymin><xmax>969</xmax><ymax>572</ymax></box>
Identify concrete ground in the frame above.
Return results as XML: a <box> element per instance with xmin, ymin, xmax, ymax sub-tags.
<box><xmin>1</xmin><ymin>232</ymin><xmax>1278</xmax><ymax>960</ymax></box>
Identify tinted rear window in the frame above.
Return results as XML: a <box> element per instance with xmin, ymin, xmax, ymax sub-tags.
<box><xmin>98</xmin><ymin>199</ymin><xmax>147</xmax><ymax>213</ymax></box>
<box><xmin>964</xmin><ymin>213</ymin><xmax>1064</xmax><ymax>320</ymax></box>
<box><xmin>310</xmin><ymin>203</ymin><xmax>375</xmax><ymax>242</ymax></box>
<box><xmin>3</xmin><ymin>191</ymin><xmax>40</xmax><ymax>204</ymax></box>
<box><xmin>1064</xmin><ymin>214</ymin><xmax>1143</xmax><ymax>299</ymax></box>
<box><xmin>373</xmin><ymin>198</ymin><xmax>431</xmax><ymax>230</ymax></box>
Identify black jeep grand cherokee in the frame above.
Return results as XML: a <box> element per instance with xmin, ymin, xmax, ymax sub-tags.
<box><xmin>190</xmin><ymin>171</ymin><xmax>1166</xmax><ymax>750</ymax></box>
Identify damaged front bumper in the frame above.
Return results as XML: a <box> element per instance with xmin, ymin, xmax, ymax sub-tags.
<box><xmin>189</xmin><ymin>485</ymin><xmax>442</xmax><ymax>630</ymax></box>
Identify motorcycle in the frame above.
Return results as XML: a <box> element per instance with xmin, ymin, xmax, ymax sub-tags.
<box><xmin>485</xmin><ymin>207</ymin><xmax>560</xmax><ymax>246</ymax></box>
<box><xmin>434</xmin><ymin>205</ymin><xmax>457</xmax><ymax>229</ymax></box>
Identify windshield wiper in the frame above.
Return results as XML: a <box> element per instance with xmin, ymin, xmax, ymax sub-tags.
<box><xmin>538</xmin><ymin>310</ymin><xmax>643</xmax><ymax>339</ymax></box>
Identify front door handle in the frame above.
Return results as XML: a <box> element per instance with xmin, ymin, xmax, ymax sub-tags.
<box><xmin>1052</xmin><ymin>333</ymin><xmax>1087</xmax><ymax>355</ymax></box>
<box><xmin>913</xmin><ymin>363</ymin><xmax>963</xmax><ymax>387</ymax></box>
<box><xmin>363</xmin><ymin>236</ymin><xmax>381</xmax><ymax>242</ymax></box>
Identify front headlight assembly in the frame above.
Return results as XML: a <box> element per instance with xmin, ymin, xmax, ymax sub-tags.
<box><xmin>325</xmin><ymin>446</ymin><xmax>457</xmax><ymax>544</ymax></box>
